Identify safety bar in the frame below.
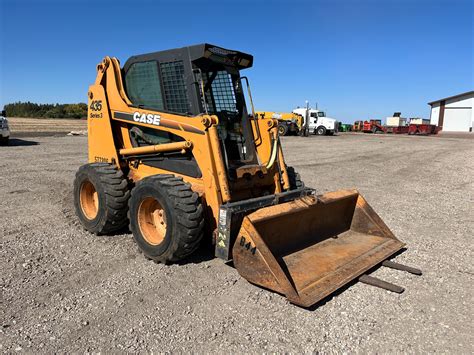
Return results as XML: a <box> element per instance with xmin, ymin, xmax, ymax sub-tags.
<box><xmin>119</xmin><ymin>141</ymin><xmax>192</xmax><ymax>156</ymax></box>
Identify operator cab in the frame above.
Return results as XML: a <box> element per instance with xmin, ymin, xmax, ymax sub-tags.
<box><xmin>122</xmin><ymin>44</ymin><xmax>258</xmax><ymax>179</ymax></box>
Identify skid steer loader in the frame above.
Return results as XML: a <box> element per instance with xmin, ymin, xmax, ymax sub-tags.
<box><xmin>74</xmin><ymin>44</ymin><xmax>420</xmax><ymax>307</ymax></box>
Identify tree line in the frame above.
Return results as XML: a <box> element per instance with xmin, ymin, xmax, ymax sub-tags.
<box><xmin>3</xmin><ymin>101</ymin><xmax>87</xmax><ymax>119</ymax></box>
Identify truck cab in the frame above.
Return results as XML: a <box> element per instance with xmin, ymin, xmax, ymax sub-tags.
<box><xmin>0</xmin><ymin>110</ymin><xmax>10</xmax><ymax>145</ymax></box>
<box><xmin>293</xmin><ymin>108</ymin><xmax>338</xmax><ymax>135</ymax></box>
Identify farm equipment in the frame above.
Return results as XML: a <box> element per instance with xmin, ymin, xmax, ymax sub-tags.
<box><xmin>363</xmin><ymin>119</ymin><xmax>386</xmax><ymax>133</ymax></box>
<box><xmin>353</xmin><ymin>120</ymin><xmax>364</xmax><ymax>132</ymax></box>
<box><xmin>338</xmin><ymin>122</ymin><xmax>352</xmax><ymax>132</ymax></box>
<box><xmin>256</xmin><ymin>111</ymin><xmax>302</xmax><ymax>136</ymax></box>
<box><xmin>386</xmin><ymin>112</ymin><xmax>409</xmax><ymax>134</ymax></box>
<box><xmin>408</xmin><ymin>117</ymin><xmax>439</xmax><ymax>135</ymax></box>
<box><xmin>408</xmin><ymin>123</ymin><xmax>439</xmax><ymax>135</ymax></box>
<box><xmin>74</xmin><ymin>44</ymin><xmax>420</xmax><ymax>307</ymax></box>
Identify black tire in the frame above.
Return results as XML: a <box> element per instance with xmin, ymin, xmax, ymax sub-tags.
<box><xmin>74</xmin><ymin>163</ymin><xmax>130</xmax><ymax>234</ymax></box>
<box><xmin>315</xmin><ymin>126</ymin><xmax>326</xmax><ymax>135</ymax></box>
<box><xmin>0</xmin><ymin>137</ymin><xmax>8</xmax><ymax>146</ymax></box>
<box><xmin>128</xmin><ymin>175</ymin><xmax>204</xmax><ymax>263</ymax></box>
<box><xmin>286</xmin><ymin>166</ymin><xmax>304</xmax><ymax>190</ymax></box>
<box><xmin>278</xmin><ymin>123</ymin><xmax>288</xmax><ymax>136</ymax></box>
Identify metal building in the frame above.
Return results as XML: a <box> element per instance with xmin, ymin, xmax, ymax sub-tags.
<box><xmin>429</xmin><ymin>91</ymin><xmax>473</xmax><ymax>132</ymax></box>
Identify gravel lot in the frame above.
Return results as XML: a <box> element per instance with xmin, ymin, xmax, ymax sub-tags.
<box><xmin>1</xmin><ymin>132</ymin><xmax>472</xmax><ymax>353</ymax></box>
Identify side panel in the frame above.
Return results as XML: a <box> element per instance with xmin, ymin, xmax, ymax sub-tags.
<box><xmin>87</xmin><ymin>85</ymin><xmax>120</xmax><ymax>166</ymax></box>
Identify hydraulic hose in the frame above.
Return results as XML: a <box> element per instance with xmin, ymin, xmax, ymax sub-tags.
<box><xmin>266</xmin><ymin>136</ymin><xmax>279</xmax><ymax>169</ymax></box>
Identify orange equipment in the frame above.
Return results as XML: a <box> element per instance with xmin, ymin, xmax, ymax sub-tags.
<box><xmin>73</xmin><ymin>44</ymin><xmax>420</xmax><ymax>307</ymax></box>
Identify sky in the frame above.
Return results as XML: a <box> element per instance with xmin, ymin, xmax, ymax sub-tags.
<box><xmin>0</xmin><ymin>0</ymin><xmax>472</xmax><ymax>122</ymax></box>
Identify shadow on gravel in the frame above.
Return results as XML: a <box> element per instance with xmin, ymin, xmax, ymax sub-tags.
<box><xmin>177</xmin><ymin>243</ymin><xmax>215</xmax><ymax>265</ymax></box>
<box><xmin>4</xmin><ymin>138</ymin><xmax>39</xmax><ymax>146</ymax></box>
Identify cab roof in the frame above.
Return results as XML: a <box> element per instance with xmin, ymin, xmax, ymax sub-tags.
<box><xmin>123</xmin><ymin>43</ymin><xmax>253</xmax><ymax>72</ymax></box>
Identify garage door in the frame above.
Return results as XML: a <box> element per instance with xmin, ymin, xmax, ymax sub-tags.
<box><xmin>443</xmin><ymin>108</ymin><xmax>472</xmax><ymax>132</ymax></box>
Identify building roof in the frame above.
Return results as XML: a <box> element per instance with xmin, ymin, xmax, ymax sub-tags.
<box><xmin>428</xmin><ymin>91</ymin><xmax>474</xmax><ymax>105</ymax></box>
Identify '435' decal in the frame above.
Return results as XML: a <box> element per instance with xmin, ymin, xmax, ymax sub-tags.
<box><xmin>90</xmin><ymin>100</ymin><xmax>102</xmax><ymax>111</ymax></box>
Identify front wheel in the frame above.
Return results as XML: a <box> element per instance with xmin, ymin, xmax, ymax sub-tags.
<box><xmin>128</xmin><ymin>175</ymin><xmax>204</xmax><ymax>263</ymax></box>
<box><xmin>286</xmin><ymin>166</ymin><xmax>304</xmax><ymax>190</ymax></box>
<box><xmin>315</xmin><ymin>126</ymin><xmax>326</xmax><ymax>135</ymax></box>
<box><xmin>278</xmin><ymin>124</ymin><xmax>288</xmax><ymax>136</ymax></box>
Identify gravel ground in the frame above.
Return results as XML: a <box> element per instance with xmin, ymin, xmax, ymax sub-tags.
<box><xmin>1</xmin><ymin>133</ymin><xmax>472</xmax><ymax>353</ymax></box>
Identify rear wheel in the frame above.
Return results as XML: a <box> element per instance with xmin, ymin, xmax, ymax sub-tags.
<box><xmin>315</xmin><ymin>126</ymin><xmax>326</xmax><ymax>135</ymax></box>
<box><xmin>74</xmin><ymin>163</ymin><xmax>130</xmax><ymax>234</ymax></box>
<box><xmin>128</xmin><ymin>175</ymin><xmax>204</xmax><ymax>263</ymax></box>
<box><xmin>278</xmin><ymin>124</ymin><xmax>288</xmax><ymax>136</ymax></box>
<box><xmin>287</xmin><ymin>166</ymin><xmax>304</xmax><ymax>190</ymax></box>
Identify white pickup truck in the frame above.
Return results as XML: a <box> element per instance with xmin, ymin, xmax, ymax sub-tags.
<box><xmin>293</xmin><ymin>108</ymin><xmax>338</xmax><ymax>135</ymax></box>
<box><xmin>1</xmin><ymin>110</ymin><xmax>10</xmax><ymax>145</ymax></box>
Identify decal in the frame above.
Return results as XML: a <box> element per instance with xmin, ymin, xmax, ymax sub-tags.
<box><xmin>113</xmin><ymin>111</ymin><xmax>205</xmax><ymax>135</ymax></box>
<box><xmin>132</xmin><ymin>112</ymin><xmax>161</xmax><ymax>126</ymax></box>
<box><xmin>89</xmin><ymin>100</ymin><xmax>102</xmax><ymax>111</ymax></box>
<box><xmin>94</xmin><ymin>156</ymin><xmax>108</xmax><ymax>163</ymax></box>
<box><xmin>89</xmin><ymin>100</ymin><xmax>103</xmax><ymax>118</ymax></box>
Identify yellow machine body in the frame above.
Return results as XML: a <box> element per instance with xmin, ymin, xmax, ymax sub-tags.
<box><xmin>83</xmin><ymin>44</ymin><xmax>408</xmax><ymax>307</ymax></box>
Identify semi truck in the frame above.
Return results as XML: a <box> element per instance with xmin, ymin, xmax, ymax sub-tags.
<box><xmin>292</xmin><ymin>108</ymin><xmax>338</xmax><ymax>135</ymax></box>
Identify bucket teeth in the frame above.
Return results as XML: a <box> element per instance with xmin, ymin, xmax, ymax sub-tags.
<box><xmin>359</xmin><ymin>275</ymin><xmax>405</xmax><ymax>293</ymax></box>
<box><xmin>382</xmin><ymin>260</ymin><xmax>422</xmax><ymax>275</ymax></box>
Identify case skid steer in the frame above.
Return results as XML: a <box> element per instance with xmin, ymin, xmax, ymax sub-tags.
<box><xmin>74</xmin><ymin>44</ymin><xmax>420</xmax><ymax>307</ymax></box>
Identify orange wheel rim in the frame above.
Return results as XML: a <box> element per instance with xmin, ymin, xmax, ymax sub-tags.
<box><xmin>138</xmin><ymin>197</ymin><xmax>167</xmax><ymax>245</ymax></box>
<box><xmin>80</xmin><ymin>180</ymin><xmax>99</xmax><ymax>220</ymax></box>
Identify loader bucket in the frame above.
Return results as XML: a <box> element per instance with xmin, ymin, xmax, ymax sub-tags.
<box><xmin>232</xmin><ymin>189</ymin><xmax>405</xmax><ymax>307</ymax></box>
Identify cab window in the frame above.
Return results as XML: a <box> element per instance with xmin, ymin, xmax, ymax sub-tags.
<box><xmin>125</xmin><ymin>60</ymin><xmax>190</xmax><ymax>114</ymax></box>
<box><xmin>125</xmin><ymin>61</ymin><xmax>165</xmax><ymax>110</ymax></box>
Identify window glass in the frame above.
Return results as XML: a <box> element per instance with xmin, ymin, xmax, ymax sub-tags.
<box><xmin>310</xmin><ymin>112</ymin><xmax>318</xmax><ymax>118</ymax></box>
<box><xmin>318</xmin><ymin>112</ymin><xmax>326</xmax><ymax>117</ymax></box>
<box><xmin>125</xmin><ymin>61</ymin><xmax>164</xmax><ymax>110</ymax></box>
<box><xmin>160</xmin><ymin>61</ymin><xmax>189</xmax><ymax>114</ymax></box>
<box><xmin>130</xmin><ymin>126</ymin><xmax>184</xmax><ymax>147</ymax></box>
